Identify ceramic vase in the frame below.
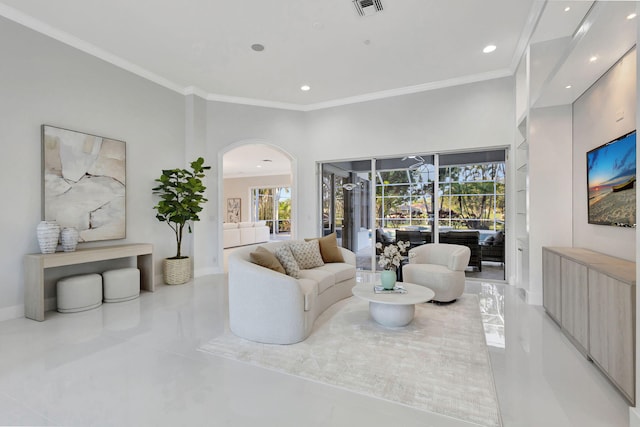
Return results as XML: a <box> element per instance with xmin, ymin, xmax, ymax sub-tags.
<box><xmin>60</xmin><ymin>227</ymin><xmax>79</xmax><ymax>252</ymax></box>
<box><xmin>380</xmin><ymin>270</ymin><xmax>397</xmax><ymax>290</ymax></box>
<box><xmin>36</xmin><ymin>221</ymin><xmax>60</xmax><ymax>254</ymax></box>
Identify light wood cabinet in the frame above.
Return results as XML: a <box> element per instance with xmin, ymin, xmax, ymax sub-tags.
<box><xmin>542</xmin><ymin>250</ymin><xmax>561</xmax><ymax>323</ymax></box>
<box><xmin>588</xmin><ymin>268</ymin><xmax>636</xmax><ymax>402</ymax></box>
<box><xmin>542</xmin><ymin>247</ymin><xmax>635</xmax><ymax>404</ymax></box>
<box><xmin>560</xmin><ymin>258</ymin><xmax>589</xmax><ymax>352</ymax></box>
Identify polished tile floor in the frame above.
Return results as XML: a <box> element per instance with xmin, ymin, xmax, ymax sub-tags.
<box><xmin>0</xmin><ymin>275</ymin><xmax>630</xmax><ymax>426</ymax></box>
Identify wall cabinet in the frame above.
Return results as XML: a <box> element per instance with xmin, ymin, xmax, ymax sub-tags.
<box><xmin>542</xmin><ymin>247</ymin><xmax>636</xmax><ymax>404</ymax></box>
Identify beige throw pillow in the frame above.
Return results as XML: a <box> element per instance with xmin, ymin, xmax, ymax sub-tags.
<box><xmin>274</xmin><ymin>245</ymin><xmax>301</xmax><ymax>278</ymax></box>
<box><xmin>305</xmin><ymin>232</ymin><xmax>344</xmax><ymax>263</ymax></box>
<box><xmin>249</xmin><ymin>246</ymin><xmax>285</xmax><ymax>274</ymax></box>
<box><xmin>289</xmin><ymin>240</ymin><xmax>325</xmax><ymax>270</ymax></box>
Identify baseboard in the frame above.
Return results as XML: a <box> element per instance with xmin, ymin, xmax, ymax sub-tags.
<box><xmin>525</xmin><ymin>289</ymin><xmax>543</xmax><ymax>306</ymax></box>
<box><xmin>0</xmin><ymin>304</ymin><xmax>24</xmax><ymax>322</ymax></box>
<box><xmin>195</xmin><ymin>267</ymin><xmax>224</xmax><ymax>277</ymax></box>
<box><xmin>630</xmin><ymin>406</ymin><xmax>640</xmax><ymax>427</ymax></box>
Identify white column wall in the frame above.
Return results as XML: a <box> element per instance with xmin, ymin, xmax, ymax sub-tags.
<box><xmin>527</xmin><ymin>105</ymin><xmax>573</xmax><ymax>305</ymax></box>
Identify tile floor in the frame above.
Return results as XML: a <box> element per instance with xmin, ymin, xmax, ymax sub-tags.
<box><xmin>0</xmin><ymin>275</ymin><xmax>630</xmax><ymax>426</ymax></box>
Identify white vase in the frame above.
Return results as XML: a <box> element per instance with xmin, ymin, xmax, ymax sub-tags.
<box><xmin>60</xmin><ymin>227</ymin><xmax>79</xmax><ymax>252</ymax></box>
<box><xmin>36</xmin><ymin>221</ymin><xmax>60</xmax><ymax>254</ymax></box>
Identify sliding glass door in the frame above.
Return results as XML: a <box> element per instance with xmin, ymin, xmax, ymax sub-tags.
<box><xmin>319</xmin><ymin>149</ymin><xmax>507</xmax><ymax>281</ymax></box>
<box><xmin>251</xmin><ymin>187</ymin><xmax>291</xmax><ymax>239</ymax></box>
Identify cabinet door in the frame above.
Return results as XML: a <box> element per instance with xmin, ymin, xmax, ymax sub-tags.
<box><xmin>561</xmin><ymin>258</ymin><xmax>588</xmax><ymax>351</ymax></box>
<box><xmin>589</xmin><ymin>269</ymin><xmax>635</xmax><ymax>402</ymax></box>
<box><xmin>542</xmin><ymin>249</ymin><xmax>562</xmax><ymax>323</ymax></box>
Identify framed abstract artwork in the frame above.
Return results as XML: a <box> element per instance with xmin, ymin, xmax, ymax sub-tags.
<box><xmin>42</xmin><ymin>125</ymin><xmax>126</xmax><ymax>242</ymax></box>
<box><xmin>227</xmin><ymin>198</ymin><xmax>241</xmax><ymax>223</ymax></box>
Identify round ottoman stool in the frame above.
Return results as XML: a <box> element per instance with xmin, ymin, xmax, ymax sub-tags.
<box><xmin>57</xmin><ymin>273</ymin><xmax>103</xmax><ymax>313</ymax></box>
<box><xmin>102</xmin><ymin>268</ymin><xmax>140</xmax><ymax>303</ymax></box>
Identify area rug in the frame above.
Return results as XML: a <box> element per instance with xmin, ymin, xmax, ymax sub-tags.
<box><xmin>199</xmin><ymin>294</ymin><xmax>502</xmax><ymax>427</ymax></box>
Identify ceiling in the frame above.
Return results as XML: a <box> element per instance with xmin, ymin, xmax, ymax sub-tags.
<box><xmin>0</xmin><ymin>0</ymin><xmax>538</xmax><ymax>109</ymax></box>
<box><xmin>1</xmin><ymin>1</ymin><xmax>637</xmax><ymax>178</ymax></box>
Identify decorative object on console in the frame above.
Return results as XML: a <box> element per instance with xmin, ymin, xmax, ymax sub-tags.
<box><xmin>42</xmin><ymin>125</ymin><xmax>126</xmax><ymax>242</ymax></box>
<box><xmin>153</xmin><ymin>157</ymin><xmax>210</xmax><ymax>285</ymax></box>
<box><xmin>60</xmin><ymin>227</ymin><xmax>79</xmax><ymax>252</ymax></box>
<box><xmin>587</xmin><ymin>130</ymin><xmax>636</xmax><ymax>228</ymax></box>
<box><xmin>36</xmin><ymin>220</ymin><xmax>60</xmax><ymax>254</ymax></box>
<box><xmin>227</xmin><ymin>198</ymin><xmax>241</xmax><ymax>223</ymax></box>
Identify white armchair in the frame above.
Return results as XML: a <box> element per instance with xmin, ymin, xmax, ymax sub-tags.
<box><xmin>402</xmin><ymin>243</ymin><xmax>470</xmax><ymax>302</ymax></box>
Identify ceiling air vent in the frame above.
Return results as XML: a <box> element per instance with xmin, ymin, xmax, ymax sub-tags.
<box><xmin>353</xmin><ymin>0</ymin><xmax>383</xmax><ymax>17</ymax></box>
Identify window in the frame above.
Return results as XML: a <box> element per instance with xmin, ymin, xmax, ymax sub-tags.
<box><xmin>251</xmin><ymin>187</ymin><xmax>291</xmax><ymax>235</ymax></box>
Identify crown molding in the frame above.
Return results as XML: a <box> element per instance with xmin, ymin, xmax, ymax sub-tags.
<box><xmin>302</xmin><ymin>69</ymin><xmax>514</xmax><ymax>111</ymax></box>
<box><xmin>206</xmin><ymin>93</ymin><xmax>305</xmax><ymax>111</ymax></box>
<box><xmin>0</xmin><ymin>2</ymin><xmax>184</xmax><ymax>94</ymax></box>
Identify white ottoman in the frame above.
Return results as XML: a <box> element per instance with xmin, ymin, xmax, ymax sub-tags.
<box><xmin>57</xmin><ymin>274</ymin><xmax>103</xmax><ymax>313</ymax></box>
<box><xmin>102</xmin><ymin>268</ymin><xmax>140</xmax><ymax>303</ymax></box>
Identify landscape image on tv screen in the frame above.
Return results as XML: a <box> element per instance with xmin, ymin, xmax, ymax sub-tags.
<box><xmin>587</xmin><ymin>130</ymin><xmax>636</xmax><ymax>227</ymax></box>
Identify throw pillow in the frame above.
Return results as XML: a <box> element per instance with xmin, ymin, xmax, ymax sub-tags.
<box><xmin>289</xmin><ymin>240</ymin><xmax>325</xmax><ymax>270</ymax></box>
<box><xmin>305</xmin><ymin>232</ymin><xmax>344</xmax><ymax>263</ymax></box>
<box><xmin>274</xmin><ymin>245</ymin><xmax>301</xmax><ymax>278</ymax></box>
<box><xmin>249</xmin><ymin>246</ymin><xmax>285</xmax><ymax>274</ymax></box>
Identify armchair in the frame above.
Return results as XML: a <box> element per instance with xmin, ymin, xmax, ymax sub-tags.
<box><xmin>402</xmin><ymin>243</ymin><xmax>470</xmax><ymax>302</ymax></box>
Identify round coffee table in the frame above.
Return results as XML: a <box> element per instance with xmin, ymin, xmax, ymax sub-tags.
<box><xmin>352</xmin><ymin>282</ymin><xmax>435</xmax><ymax>327</ymax></box>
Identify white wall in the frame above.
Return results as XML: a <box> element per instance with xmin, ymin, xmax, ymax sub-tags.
<box><xmin>528</xmin><ymin>105</ymin><xmax>574</xmax><ymax>304</ymax></box>
<box><xmin>223</xmin><ymin>174</ymin><xmax>292</xmax><ymax>223</ymax></box>
<box><xmin>206</xmin><ymin>78</ymin><xmax>515</xmax><ymax>273</ymax></box>
<box><xmin>572</xmin><ymin>48</ymin><xmax>637</xmax><ymax>261</ymax></box>
<box><xmin>0</xmin><ymin>17</ymin><xmax>186</xmax><ymax>319</ymax></box>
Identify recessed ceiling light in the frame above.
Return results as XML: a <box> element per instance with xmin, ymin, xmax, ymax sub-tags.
<box><xmin>300</xmin><ymin>85</ymin><xmax>311</xmax><ymax>91</ymax></box>
<box><xmin>483</xmin><ymin>45</ymin><xmax>497</xmax><ymax>54</ymax></box>
<box><xmin>589</xmin><ymin>56</ymin><xmax>598</xmax><ymax>62</ymax></box>
<box><xmin>564</xmin><ymin>7</ymin><xmax>571</xmax><ymax>12</ymax></box>
<box><xmin>256</xmin><ymin>164</ymin><xmax>262</xmax><ymax>168</ymax></box>
<box><xmin>565</xmin><ymin>85</ymin><xmax>572</xmax><ymax>89</ymax></box>
<box><xmin>251</xmin><ymin>44</ymin><xmax>265</xmax><ymax>52</ymax></box>
<box><xmin>627</xmin><ymin>13</ymin><xmax>637</xmax><ymax>20</ymax></box>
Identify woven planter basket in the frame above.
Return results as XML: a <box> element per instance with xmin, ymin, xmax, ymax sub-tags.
<box><xmin>163</xmin><ymin>257</ymin><xmax>191</xmax><ymax>285</ymax></box>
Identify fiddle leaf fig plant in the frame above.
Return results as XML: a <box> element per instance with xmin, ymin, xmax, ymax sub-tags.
<box><xmin>153</xmin><ymin>157</ymin><xmax>211</xmax><ymax>259</ymax></box>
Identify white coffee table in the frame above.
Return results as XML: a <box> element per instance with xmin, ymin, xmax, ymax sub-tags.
<box><xmin>352</xmin><ymin>282</ymin><xmax>435</xmax><ymax>327</ymax></box>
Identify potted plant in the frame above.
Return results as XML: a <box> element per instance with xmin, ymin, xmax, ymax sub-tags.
<box><xmin>153</xmin><ymin>157</ymin><xmax>211</xmax><ymax>285</ymax></box>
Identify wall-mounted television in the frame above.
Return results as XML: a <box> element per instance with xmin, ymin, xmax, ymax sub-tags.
<box><xmin>587</xmin><ymin>130</ymin><xmax>636</xmax><ymax>228</ymax></box>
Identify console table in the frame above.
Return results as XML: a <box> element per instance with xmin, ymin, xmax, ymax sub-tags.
<box><xmin>542</xmin><ymin>246</ymin><xmax>636</xmax><ymax>404</ymax></box>
<box><xmin>24</xmin><ymin>243</ymin><xmax>154</xmax><ymax>321</ymax></box>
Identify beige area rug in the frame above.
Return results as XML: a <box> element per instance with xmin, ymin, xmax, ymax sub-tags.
<box><xmin>199</xmin><ymin>294</ymin><xmax>501</xmax><ymax>427</ymax></box>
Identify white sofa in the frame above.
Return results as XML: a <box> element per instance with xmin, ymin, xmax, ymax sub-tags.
<box><xmin>228</xmin><ymin>240</ymin><xmax>357</xmax><ymax>344</ymax></box>
<box><xmin>223</xmin><ymin>221</ymin><xmax>270</xmax><ymax>248</ymax></box>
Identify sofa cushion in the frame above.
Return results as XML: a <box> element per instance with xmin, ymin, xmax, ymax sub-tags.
<box><xmin>274</xmin><ymin>245</ymin><xmax>301</xmax><ymax>278</ymax></box>
<box><xmin>255</xmin><ymin>220</ymin><xmax>267</xmax><ymax>227</ymax></box>
<box><xmin>315</xmin><ymin>263</ymin><xmax>356</xmax><ymax>283</ymax></box>
<box><xmin>298</xmin><ymin>278</ymin><xmax>318</xmax><ymax>312</ymax></box>
<box><xmin>298</xmin><ymin>269</ymin><xmax>335</xmax><ymax>294</ymax></box>
<box><xmin>289</xmin><ymin>240</ymin><xmax>324</xmax><ymax>269</ymax></box>
<box><xmin>249</xmin><ymin>246</ymin><xmax>285</xmax><ymax>274</ymax></box>
<box><xmin>223</xmin><ymin>223</ymin><xmax>238</xmax><ymax>230</ymax></box>
<box><xmin>305</xmin><ymin>232</ymin><xmax>344</xmax><ymax>263</ymax></box>
<box><xmin>238</xmin><ymin>222</ymin><xmax>254</xmax><ymax>228</ymax></box>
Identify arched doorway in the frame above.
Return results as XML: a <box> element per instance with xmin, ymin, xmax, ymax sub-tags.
<box><xmin>219</xmin><ymin>142</ymin><xmax>296</xmax><ymax>259</ymax></box>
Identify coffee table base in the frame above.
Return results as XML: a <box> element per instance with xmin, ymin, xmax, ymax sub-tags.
<box><xmin>369</xmin><ymin>301</ymin><xmax>415</xmax><ymax>327</ymax></box>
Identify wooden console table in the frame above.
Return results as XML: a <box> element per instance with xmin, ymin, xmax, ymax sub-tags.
<box><xmin>24</xmin><ymin>243</ymin><xmax>154</xmax><ymax>321</ymax></box>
